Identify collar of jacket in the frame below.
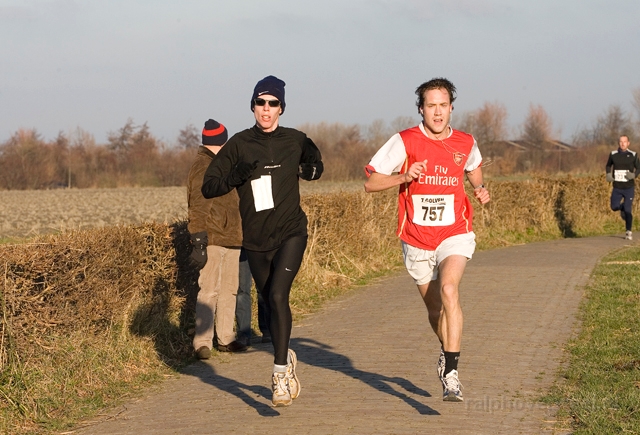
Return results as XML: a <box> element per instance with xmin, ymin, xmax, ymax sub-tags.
<box><xmin>252</xmin><ymin>125</ymin><xmax>282</xmax><ymax>138</ymax></box>
<box><xmin>199</xmin><ymin>145</ymin><xmax>217</xmax><ymax>159</ymax></box>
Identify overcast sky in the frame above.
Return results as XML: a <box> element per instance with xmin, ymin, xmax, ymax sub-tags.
<box><xmin>1</xmin><ymin>0</ymin><xmax>639</xmax><ymax>146</ymax></box>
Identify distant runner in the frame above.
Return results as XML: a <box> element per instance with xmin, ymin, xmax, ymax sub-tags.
<box><xmin>606</xmin><ymin>134</ymin><xmax>640</xmax><ymax>240</ymax></box>
<box><xmin>364</xmin><ymin>77</ymin><xmax>490</xmax><ymax>402</ymax></box>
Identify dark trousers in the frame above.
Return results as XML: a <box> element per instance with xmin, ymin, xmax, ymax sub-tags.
<box><xmin>245</xmin><ymin>235</ymin><xmax>307</xmax><ymax>365</ymax></box>
<box><xmin>257</xmin><ymin>289</ymin><xmax>270</xmax><ymax>338</ymax></box>
<box><xmin>611</xmin><ymin>187</ymin><xmax>634</xmax><ymax>231</ymax></box>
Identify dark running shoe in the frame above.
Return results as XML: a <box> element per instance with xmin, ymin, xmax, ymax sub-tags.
<box><xmin>195</xmin><ymin>346</ymin><xmax>211</xmax><ymax>360</ymax></box>
<box><xmin>217</xmin><ymin>340</ymin><xmax>248</xmax><ymax>353</ymax></box>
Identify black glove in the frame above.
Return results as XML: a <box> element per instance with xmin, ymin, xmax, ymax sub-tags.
<box><xmin>189</xmin><ymin>231</ymin><xmax>208</xmax><ymax>269</ymax></box>
<box><xmin>228</xmin><ymin>160</ymin><xmax>258</xmax><ymax>187</ymax></box>
<box><xmin>606</xmin><ymin>172</ymin><xmax>614</xmax><ymax>183</ymax></box>
<box><xmin>625</xmin><ymin>172</ymin><xmax>636</xmax><ymax>181</ymax></box>
<box><xmin>299</xmin><ymin>161</ymin><xmax>324</xmax><ymax>181</ymax></box>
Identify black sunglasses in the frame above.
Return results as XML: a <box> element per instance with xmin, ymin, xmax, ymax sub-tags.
<box><xmin>254</xmin><ymin>98</ymin><xmax>281</xmax><ymax>108</ymax></box>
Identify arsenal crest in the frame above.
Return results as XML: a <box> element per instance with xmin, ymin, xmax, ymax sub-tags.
<box><xmin>453</xmin><ymin>152</ymin><xmax>464</xmax><ymax>166</ymax></box>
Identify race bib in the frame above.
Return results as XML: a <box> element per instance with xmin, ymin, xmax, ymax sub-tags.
<box><xmin>614</xmin><ymin>170</ymin><xmax>628</xmax><ymax>182</ymax></box>
<box><xmin>251</xmin><ymin>175</ymin><xmax>275</xmax><ymax>212</ymax></box>
<box><xmin>411</xmin><ymin>194</ymin><xmax>455</xmax><ymax>226</ymax></box>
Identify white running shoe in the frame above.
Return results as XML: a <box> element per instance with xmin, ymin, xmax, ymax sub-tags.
<box><xmin>442</xmin><ymin>369</ymin><xmax>464</xmax><ymax>402</ymax></box>
<box><xmin>286</xmin><ymin>349</ymin><xmax>301</xmax><ymax>399</ymax></box>
<box><xmin>437</xmin><ymin>349</ymin><xmax>445</xmax><ymax>383</ymax></box>
<box><xmin>271</xmin><ymin>372</ymin><xmax>292</xmax><ymax>407</ymax></box>
<box><xmin>626</xmin><ymin>231</ymin><xmax>633</xmax><ymax>240</ymax></box>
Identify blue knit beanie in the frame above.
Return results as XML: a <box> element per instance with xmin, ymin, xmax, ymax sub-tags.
<box><xmin>251</xmin><ymin>75</ymin><xmax>286</xmax><ymax>114</ymax></box>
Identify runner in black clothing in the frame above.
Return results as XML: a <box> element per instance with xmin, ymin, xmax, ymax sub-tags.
<box><xmin>201</xmin><ymin>76</ymin><xmax>323</xmax><ymax>407</ymax></box>
<box><xmin>606</xmin><ymin>135</ymin><xmax>640</xmax><ymax>240</ymax></box>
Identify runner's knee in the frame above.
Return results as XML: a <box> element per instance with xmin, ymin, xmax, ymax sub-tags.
<box><xmin>440</xmin><ymin>283</ymin><xmax>459</xmax><ymax>305</ymax></box>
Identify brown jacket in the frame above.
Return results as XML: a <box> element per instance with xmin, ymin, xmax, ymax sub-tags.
<box><xmin>187</xmin><ymin>146</ymin><xmax>242</xmax><ymax>247</ymax></box>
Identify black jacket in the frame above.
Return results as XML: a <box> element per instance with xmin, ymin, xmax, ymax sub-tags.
<box><xmin>202</xmin><ymin>125</ymin><xmax>322</xmax><ymax>251</ymax></box>
<box><xmin>606</xmin><ymin>149</ymin><xmax>640</xmax><ymax>189</ymax></box>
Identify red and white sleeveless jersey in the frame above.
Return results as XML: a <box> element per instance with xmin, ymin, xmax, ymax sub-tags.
<box><xmin>365</xmin><ymin>124</ymin><xmax>482</xmax><ymax>250</ymax></box>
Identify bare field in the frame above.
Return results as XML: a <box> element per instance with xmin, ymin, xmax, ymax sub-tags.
<box><xmin>0</xmin><ymin>187</ymin><xmax>188</xmax><ymax>239</ymax></box>
<box><xmin>0</xmin><ymin>181</ymin><xmax>365</xmax><ymax>239</ymax></box>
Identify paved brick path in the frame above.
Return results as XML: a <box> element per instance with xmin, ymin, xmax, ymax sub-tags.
<box><xmin>74</xmin><ymin>235</ymin><xmax>634</xmax><ymax>435</ymax></box>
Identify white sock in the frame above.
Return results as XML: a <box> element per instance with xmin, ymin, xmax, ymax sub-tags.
<box><xmin>273</xmin><ymin>364</ymin><xmax>287</xmax><ymax>374</ymax></box>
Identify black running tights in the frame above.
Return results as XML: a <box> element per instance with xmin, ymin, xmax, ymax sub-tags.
<box><xmin>245</xmin><ymin>235</ymin><xmax>308</xmax><ymax>365</ymax></box>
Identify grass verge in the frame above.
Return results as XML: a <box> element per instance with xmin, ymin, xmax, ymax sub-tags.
<box><xmin>543</xmin><ymin>245</ymin><xmax>640</xmax><ymax>434</ymax></box>
<box><xmin>0</xmin><ymin>332</ymin><xmax>172</xmax><ymax>435</ymax></box>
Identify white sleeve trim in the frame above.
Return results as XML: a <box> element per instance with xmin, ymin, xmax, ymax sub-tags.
<box><xmin>465</xmin><ymin>137</ymin><xmax>482</xmax><ymax>171</ymax></box>
<box><xmin>367</xmin><ymin>133</ymin><xmax>407</xmax><ymax>175</ymax></box>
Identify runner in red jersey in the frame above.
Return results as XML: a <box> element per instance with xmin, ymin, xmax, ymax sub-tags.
<box><xmin>364</xmin><ymin>78</ymin><xmax>490</xmax><ymax>402</ymax></box>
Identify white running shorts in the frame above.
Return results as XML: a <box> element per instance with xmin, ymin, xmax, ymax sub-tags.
<box><xmin>402</xmin><ymin>232</ymin><xmax>476</xmax><ymax>285</ymax></box>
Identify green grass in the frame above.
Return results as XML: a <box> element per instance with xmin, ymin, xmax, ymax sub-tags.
<box><xmin>0</xmin><ymin>331</ymin><xmax>174</xmax><ymax>435</ymax></box>
<box><xmin>0</xmin><ymin>237</ymin><xmax>26</xmax><ymax>245</ymax></box>
<box><xmin>544</xmin><ymin>246</ymin><xmax>640</xmax><ymax>434</ymax></box>
<box><xmin>474</xmin><ymin>228</ymin><xmax>565</xmax><ymax>251</ymax></box>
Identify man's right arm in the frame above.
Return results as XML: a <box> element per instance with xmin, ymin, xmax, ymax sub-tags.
<box><xmin>188</xmin><ymin>162</ymin><xmax>214</xmax><ymax>234</ymax></box>
<box><xmin>364</xmin><ymin>172</ymin><xmax>409</xmax><ymax>193</ymax></box>
<box><xmin>364</xmin><ymin>160</ymin><xmax>427</xmax><ymax>193</ymax></box>
<box><xmin>364</xmin><ymin>132</ymin><xmax>430</xmax><ymax>193</ymax></box>
<box><xmin>606</xmin><ymin>153</ymin><xmax>614</xmax><ymax>173</ymax></box>
<box><xmin>202</xmin><ymin>142</ymin><xmax>237</xmax><ymax>198</ymax></box>
<box><xmin>605</xmin><ymin>153</ymin><xmax>615</xmax><ymax>182</ymax></box>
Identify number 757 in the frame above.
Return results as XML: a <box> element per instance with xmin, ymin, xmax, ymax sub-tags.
<box><xmin>422</xmin><ymin>205</ymin><xmax>444</xmax><ymax>221</ymax></box>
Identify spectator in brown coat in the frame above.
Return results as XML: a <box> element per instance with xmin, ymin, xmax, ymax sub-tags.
<box><xmin>187</xmin><ymin>119</ymin><xmax>247</xmax><ymax>358</ymax></box>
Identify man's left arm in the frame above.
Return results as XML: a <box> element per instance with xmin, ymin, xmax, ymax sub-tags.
<box><xmin>299</xmin><ymin>136</ymin><xmax>323</xmax><ymax>181</ymax></box>
<box><xmin>187</xmin><ymin>161</ymin><xmax>214</xmax><ymax>269</ymax></box>
<box><xmin>466</xmin><ymin>167</ymin><xmax>490</xmax><ymax>205</ymax></box>
<box><xmin>626</xmin><ymin>154</ymin><xmax>640</xmax><ymax>181</ymax></box>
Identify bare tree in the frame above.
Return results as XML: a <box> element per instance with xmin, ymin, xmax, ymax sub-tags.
<box><xmin>130</xmin><ymin>122</ymin><xmax>156</xmax><ymax>153</ymax></box>
<box><xmin>455</xmin><ymin>111</ymin><xmax>476</xmax><ymax>138</ymax></box>
<box><xmin>390</xmin><ymin>116</ymin><xmax>418</xmax><ymax>135</ymax></box>
<box><xmin>573</xmin><ymin>105</ymin><xmax>635</xmax><ymax>146</ymax></box>
<box><xmin>456</xmin><ymin>101</ymin><xmax>508</xmax><ymax>146</ymax></box>
<box><xmin>0</xmin><ymin>129</ymin><xmax>50</xmax><ymax>189</ymax></box>
<box><xmin>632</xmin><ymin>87</ymin><xmax>640</xmax><ymax>118</ymax></box>
<box><xmin>632</xmin><ymin>87</ymin><xmax>640</xmax><ymax>135</ymax></box>
<box><xmin>177</xmin><ymin>123</ymin><xmax>200</xmax><ymax>149</ymax></box>
<box><xmin>298</xmin><ymin>122</ymin><xmax>370</xmax><ymax>180</ymax></box>
<box><xmin>66</xmin><ymin>128</ymin><xmax>97</xmax><ymax>188</ymax></box>
<box><xmin>298</xmin><ymin>122</ymin><xmax>362</xmax><ymax>152</ymax></box>
<box><xmin>0</xmin><ymin>124</ymin><xmax>197</xmax><ymax>189</ymax></box>
<box><xmin>107</xmin><ymin>118</ymin><xmax>135</xmax><ymax>151</ymax></box>
<box><xmin>68</xmin><ymin>127</ymin><xmax>96</xmax><ymax>149</ymax></box>
<box><xmin>361</xmin><ymin>117</ymin><xmax>418</xmax><ymax>150</ymax></box>
<box><xmin>361</xmin><ymin>119</ymin><xmax>391</xmax><ymax>150</ymax></box>
<box><xmin>521</xmin><ymin>104</ymin><xmax>552</xmax><ymax>145</ymax></box>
